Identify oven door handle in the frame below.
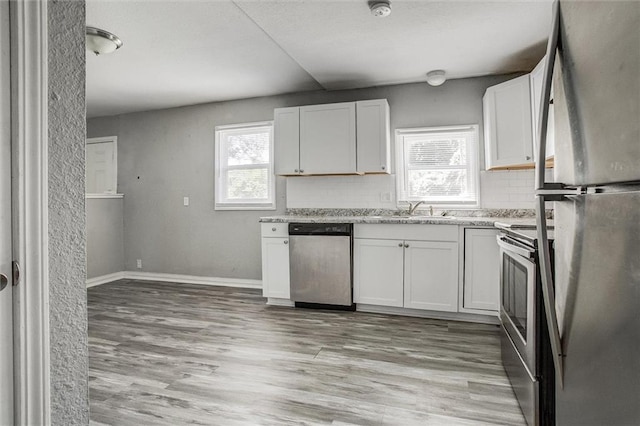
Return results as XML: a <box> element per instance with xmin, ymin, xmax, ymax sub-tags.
<box><xmin>496</xmin><ymin>236</ymin><xmax>535</xmax><ymax>259</ymax></box>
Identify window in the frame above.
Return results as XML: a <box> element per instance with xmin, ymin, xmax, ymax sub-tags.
<box><xmin>86</xmin><ymin>136</ymin><xmax>117</xmax><ymax>195</ymax></box>
<box><xmin>396</xmin><ymin>125</ymin><xmax>479</xmax><ymax>207</ymax></box>
<box><xmin>215</xmin><ymin>122</ymin><xmax>275</xmax><ymax>210</ymax></box>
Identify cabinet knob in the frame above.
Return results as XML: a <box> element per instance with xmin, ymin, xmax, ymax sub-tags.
<box><xmin>398</xmin><ymin>243</ymin><xmax>403</xmax><ymax>247</ymax></box>
<box><xmin>272</xmin><ymin>227</ymin><xmax>277</xmax><ymax>232</ymax></box>
<box><xmin>294</xmin><ymin>169</ymin><xmax>299</xmax><ymax>173</ymax></box>
<box><xmin>299</xmin><ymin>169</ymin><xmax>304</xmax><ymax>173</ymax></box>
<box><xmin>284</xmin><ymin>240</ymin><xmax>288</xmax><ymax>245</ymax></box>
<box><xmin>381</xmin><ymin>165</ymin><xmax>386</xmax><ymax>170</ymax></box>
<box><xmin>404</xmin><ymin>243</ymin><xmax>409</xmax><ymax>248</ymax></box>
<box><xmin>526</xmin><ymin>156</ymin><xmax>532</xmax><ymax>161</ymax></box>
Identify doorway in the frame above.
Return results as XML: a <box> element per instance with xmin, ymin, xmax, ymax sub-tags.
<box><xmin>0</xmin><ymin>0</ymin><xmax>14</xmax><ymax>423</ymax></box>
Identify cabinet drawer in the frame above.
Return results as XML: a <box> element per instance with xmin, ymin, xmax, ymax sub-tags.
<box><xmin>261</xmin><ymin>223</ymin><xmax>289</xmax><ymax>237</ymax></box>
<box><xmin>354</xmin><ymin>224</ymin><xmax>458</xmax><ymax>242</ymax></box>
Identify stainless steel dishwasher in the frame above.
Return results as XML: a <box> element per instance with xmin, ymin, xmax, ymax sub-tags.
<box><xmin>288</xmin><ymin>223</ymin><xmax>353</xmax><ymax>308</ymax></box>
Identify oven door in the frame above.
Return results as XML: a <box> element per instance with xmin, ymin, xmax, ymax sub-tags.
<box><xmin>497</xmin><ymin>234</ymin><xmax>537</xmax><ymax>377</ymax></box>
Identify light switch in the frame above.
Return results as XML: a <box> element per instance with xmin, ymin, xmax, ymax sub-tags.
<box><xmin>183</xmin><ymin>196</ymin><xmax>189</xmax><ymax>206</ymax></box>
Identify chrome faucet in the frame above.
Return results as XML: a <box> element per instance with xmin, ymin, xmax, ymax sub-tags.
<box><xmin>408</xmin><ymin>201</ymin><xmax>425</xmax><ymax>215</ymax></box>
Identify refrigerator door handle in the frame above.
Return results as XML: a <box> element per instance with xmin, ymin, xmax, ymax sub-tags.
<box><xmin>536</xmin><ymin>195</ymin><xmax>565</xmax><ymax>388</ymax></box>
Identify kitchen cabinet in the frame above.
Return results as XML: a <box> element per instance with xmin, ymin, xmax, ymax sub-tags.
<box><xmin>273</xmin><ymin>99</ymin><xmax>390</xmax><ymax>175</ymax></box>
<box><xmin>260</xmin><ymin>224</ymin><xmax>290</xmax><ymax>300</ymax></box>
<box><xmin>300</xmin><ymin>102</ymin><xmax>356</xmax><ymax>174</ymax></box>
<box><xmin>529</xmin><ymin>56</ymin><xmax>555</xmax><ymax>162</ymax></box>
<box><xmin>483</xmin><ymin>74</ymin><xmax>534</xmax><ymax>169</ymax></box>
<box><xmin>462</xmin><ymin>228</ymin><xmax>499</xmax><ymax>312</ymax></box>
<box><xmin>404</xmin><ymin>240</ymin><xmax>459</xmax><ymax>312</ymax></box>
<box><xmin>274</xmin><ymin>107</ymin><xmax>300</xmax><ymax>175</ymax></box>
<box><xmin>353</xmin><ymin>238</ymin><xmax>404</xmax><ymax>307</ymax></box>
<box><xmin>353</xmin><ymin>224</ymin><xmax>459</xmax><ymax>312</ymax></box>
<box><xmin>356</xmin><ymin>99</ymin><xmax>390</xmax><ymax>174</ymax></box>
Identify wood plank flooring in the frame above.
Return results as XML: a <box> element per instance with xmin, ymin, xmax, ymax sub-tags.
<box><xmin>88</xmin><ymin>280</ymin><xmax>525</xmax><ymax>425</ymax></box>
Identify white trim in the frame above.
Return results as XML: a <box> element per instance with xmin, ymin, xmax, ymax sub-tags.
<box><xmin>85</xmin><ymin>136</ymin><xmax>117</xmax><ymax>195</ymax></box>
<box><xmin>356</xmin><ymin>304</ymin><xmax>499</xmax><ymax>325</ymax></box>
<box><xmin>11</xmin><ymin>0</ymin><xmax>50</xmax><ymax>424</ymax></box>
<box><xmin>85</xmin><ymin>193</ymin><xmax>124</xmax><ymax>199</ymax></box>
<box><xmin>86</xmin><ymin>271</ymin><xmax>126</xmax><ymax>288</ymax></box>
<box><xmin>86</xmin><ymin>271</ymin><xmax>262</xmax><ymax>290</ymax></box>
<box><xmin>266</xmin><ymin>298</ymin><xmax>295</xmax><ymax>307</ymax></box>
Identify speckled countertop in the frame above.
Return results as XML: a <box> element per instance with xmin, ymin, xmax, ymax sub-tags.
<box><xmin>260</xmin><ymin>209</ymin><xmax>552</xmax><ymax>229</ymax></box>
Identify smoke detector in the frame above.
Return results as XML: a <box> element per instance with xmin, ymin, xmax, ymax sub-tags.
<box><xmin>370</xmin><ymin>1</ymin><xmax>391</xmax><ymax>18</ymax></box>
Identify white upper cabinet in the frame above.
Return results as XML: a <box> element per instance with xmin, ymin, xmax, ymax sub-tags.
<box><xmin>300</xmin><ymin>102</ymin><xmax>357</xmax><ymax>174</ymax></box>
<box><xmin>483</xmin><ymin>74</ymin><xmax>534</xmax><ymax>169</ymax></box>
<box><xmin>356</xmin><ymin>99</ymin><xmax>390</xmax><ymax>174</ymax></box>
<box><xmin>529</xmin><ymin>56</ymin><xmax>555</xmax><ymax>162</ymax></box>
<box><xmin>273</xmin><ymin>99</ymin><xmax>390</xmax><ymax>176</ymax></box>
<box><xmin>274</xmin><ymin>107</ymin><xmax>300</xmax><ymax>175</ymax></box>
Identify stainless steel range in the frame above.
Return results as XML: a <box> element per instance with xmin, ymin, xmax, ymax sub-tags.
<box><xmin>496</xmin><ymin>225</ymin><xmax>555</xmax><ymax>426</ymax></box>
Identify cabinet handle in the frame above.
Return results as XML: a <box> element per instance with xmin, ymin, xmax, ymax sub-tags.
<box><xmin>272</xmin><ymin>227</ymin><xmax>277</xmax><ymax>232</ymax></box>
<box><xmin>299</xmin><ymin>169</ymin><xmax>304</xmax><ymax>173</ymax></box>
<box><xmin>398</xmin><ymin>243</ymin><xmax>403</xmax><ymax>247</ymax></box>
<box><xmin>294</xmin><ymin>169</ymin><xmax>299</xmax><ymax>173</ymax></box>
<box><xmin>526</xmin><ymin>156</ymin><xmax>532</xmax><ymax>161</ymax></box>
<box><xmin>404</xmin><ymin>243</ymin><xmax>409</xmax><ymax>248</ymax></box>
<box><xmin>381</xmin><ymin>165</ymin><xmax>386</xmax><ymax>170</ymax></box>
<box><xmin>284</xmin><ymin>240</ymin><xmax>288</xmax><ymax>245</ymax></box>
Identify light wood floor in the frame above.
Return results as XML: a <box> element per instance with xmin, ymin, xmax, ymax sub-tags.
<box><xmin>88</xmin><ymin>280</ymin><xmax>526</xmax><ymax>425</ymax></box>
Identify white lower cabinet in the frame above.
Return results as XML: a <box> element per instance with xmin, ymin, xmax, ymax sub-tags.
<box><xmin>353</xmin><ymin>239</ymin><xmax>404</xmax><ymax>307</ymax></box>
<box><xmin>261</xmin><ymin>224</ymin><xmax>290</xmax><ymax>299</ymax></box>
<box><xmin>404</xmin><ymin>241</ymin><xmax>459</xmax><ymax>312</ymax></box>
<box><xmin>354</xmin><ymin>226</ymin><xmax>459</xmax><ymax>313</ymax></box>
<box><xmin>462</xmin><ymin>228</ymin><xmax>500</xmax><ymax>312</ymax></box>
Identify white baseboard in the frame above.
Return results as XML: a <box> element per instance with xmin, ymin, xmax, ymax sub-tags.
<box><xmin>356</xmin><ymin>304</ymin><xmax>500</xmax><ymax>325</ymax></box>
<box><xmin>266</xmin><ymin>298</ymin><xmax>295</xmax><ymax>307</ymax></box>
<box><xmin>86</xmin><ymin>271</ymin><xmax>262</xmax><ymax>290</ymax></box>
<box><xmin>86</xmin><ymin>271</ymin><xmax>126</xmax><ymax>288</ymax></box>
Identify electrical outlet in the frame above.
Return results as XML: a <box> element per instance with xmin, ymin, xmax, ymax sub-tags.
<box><xmin>380</xmin><ymin>192</ymin><xmax>392</xmax><ymax>202</ymax></box>
<box><xmin>183</xmin><ymin>196</ymin><xmax>189</xmax><ymax>206</ymax></box>
<box><xmin>136</xmin><ymin>259</ymin><xmax>142</xmax><ymax>269</ymax></box>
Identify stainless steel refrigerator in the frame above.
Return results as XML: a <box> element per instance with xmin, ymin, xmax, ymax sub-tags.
<box><xmin>534</xmin><ymin>1</ymin><xmax>640</xmax><ymax>424</ymax></box>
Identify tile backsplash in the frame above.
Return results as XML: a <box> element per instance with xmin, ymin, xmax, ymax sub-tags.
<box><xmin>286</xmin><ymin>169</ymin><xmax>553</xmax><ymax>210</ymax></box>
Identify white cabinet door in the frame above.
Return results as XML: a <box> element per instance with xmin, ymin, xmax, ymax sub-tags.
<box><xmin>274</xmin><ymin>107</ymin><xmax>300</xmax><ymax>175</ymax></box>
<box><xmin>356</xmin><ymin>99</ymin><xmax>390</xmax><ymax>174</ymax></box>
<box><xmin>463</xmin><ymin>229</ymin><xmax>500</xmax><ymax>312</ymax></box>
<box><xmin>261</xmin><ymin>237</ymin><xmax>290</xmax><ymax>299</ymax></box>
<box><xmin>404</xmin><ymin>241</ymin><xmax>458</xmax><ymax>312</ymax></box>
<box><xmin>299</xmin><ymin>102</ymin><xmax>356</xmax><ymax>174</ymax></box>
<box><xmin>354</xmin><ymin>238</ymin><xmax>404</xmax><ymax>307</ymax></box>
<box><xmin>530</xmin><ymin>56</ymin><xmax>555</xmax><ymax>162</ymax></box>
<box><xmin>484</xmin><ymin>74</ymin><xmax>534</xmax><ymax>169</ymax></box>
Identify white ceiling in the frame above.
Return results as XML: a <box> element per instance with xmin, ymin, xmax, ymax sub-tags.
<box><xmin>86</xmin><ymin>0</ymin><xmax>553</xmax><ymax>118</ymax></box>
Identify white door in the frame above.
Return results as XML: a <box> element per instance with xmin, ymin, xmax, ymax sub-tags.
<box><xmin>0</xmin><ymin>0</ymin><xmax>14</xmax><ymax>422</ymax></box>
<box><xmin>261</xmin><ymin>237</ymin><xmax>290</xmax><ymax>299</ymax></box>
<box><xmin>86</xmin><ymin>137</ymin><xmax>116</xmax><ymax>193</ymax></box>
<box><xmin>353</xmin><ymin>238</ymin><xmax>404</xmax><ymax>307</ymax></box>
<box><xmin>299</xmin><ymin>102</ymin><xmax>356</xmax><ymax>174</ymax></box>
<box><xmin>404</xmin><ymin>240</ymin><xmax>459</xmax><ymax>312</ymax></box>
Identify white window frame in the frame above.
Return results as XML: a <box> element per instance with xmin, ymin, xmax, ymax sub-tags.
<box><xmin>395</xmin><ymin>125</ymin><xmax>480</xmax><ymax>209</ymax></box>
<box><xmin>86</xmin><ymin>136</ymin><xmax>118</xmax><ymax>196</ymax></box>
<box><xmin>214</xmin><ymin>121</ymin><xmax>276</xmax><ymax>211</ymax></box>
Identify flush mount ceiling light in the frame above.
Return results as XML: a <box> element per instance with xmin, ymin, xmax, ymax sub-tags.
<box><xmin>426</xmin><ymin>70</ymin><xmax>447</xmax><ymax>86</ymax></box>
<box><xmin>86</xmin><ymin>26</ymin><xmax>123</xmax><ymax>56</ymax></box>
<box><xmin>370</xmin><ymin>1</ymin><xmax>391</xmax><ymax>18</ymax></box>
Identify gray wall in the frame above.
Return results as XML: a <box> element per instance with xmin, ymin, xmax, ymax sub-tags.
<box><xmin>87</xmin><ymin>75</ymin><xmax>512</xmax><ymax>280</ymax></box>
<box><xmin>87</xmin><ymin>198</ymin><xmax>124</xmax><ymax>279</ymax></box>
<box><xmin>48</xmin><ymin>0</ymin><xmax>89</xmax><ymax>424</ymax></box>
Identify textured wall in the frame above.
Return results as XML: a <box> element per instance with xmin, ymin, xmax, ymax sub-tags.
<box><xmin>86</xmin><ymin>198</ymin><xmax>124</xmax><ymax>278</ymax></box>
<box><xmin>48</xmin><ymin>0</ymin><xmax>89</xmax><ymax>424</ymax></box>
<box><xmin>87</xmin><ymin>75</ymin><xmax>515</xmax><ymax>281</ymax></box>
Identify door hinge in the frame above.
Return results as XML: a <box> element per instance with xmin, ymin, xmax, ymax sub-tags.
<box><xmin>12</xmin><ymin>260</ymin><xmax>20</xmax><ymax>287</ymax></box>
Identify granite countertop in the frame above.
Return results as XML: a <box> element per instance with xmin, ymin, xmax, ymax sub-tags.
<box><xmin>260</xmin><ymin>215</ymin><xmax>546</xmax><ymax>228</ymax></box>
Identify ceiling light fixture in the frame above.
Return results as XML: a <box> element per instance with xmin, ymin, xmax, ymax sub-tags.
<box><xmin>426</xmin><ymin>70</ymin><xmax>446</xmax><ymax>86</ymax></box>
<box><xmin>86</xmin><ymin>26</ymin><xmax>123</xmax><ymax>56</ymax></box>
<box><xmin>370</xmin><ymin>1</ymin><xmax>391</xmax><ymax>18</ymax></box>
